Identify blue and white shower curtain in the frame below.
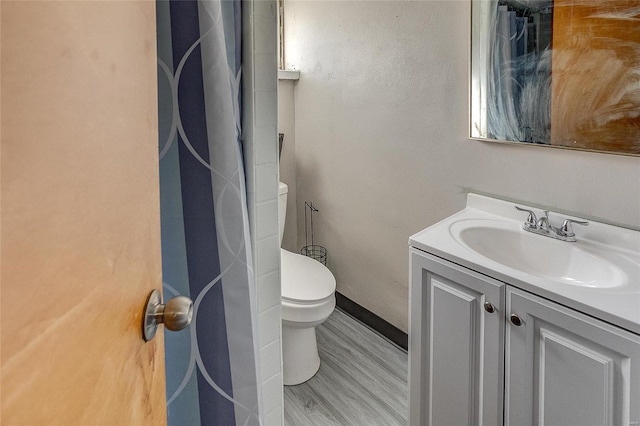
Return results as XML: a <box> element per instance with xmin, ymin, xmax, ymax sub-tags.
<box><xmin>156</xmin><ymin>1</ymin><xmax>262</xmax><ymax>425</ymax></box>
<box><xmin>486</xmin><ymin>0</ymin><xmax>551</xmax><ymax>143</ymax></box>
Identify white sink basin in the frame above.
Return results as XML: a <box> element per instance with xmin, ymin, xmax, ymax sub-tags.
<box><xmin>449</xmin><ymin>219</ymin><xmax>632</xmax><ymax>290</ymax></box>
<box><xmin>410</xmin><ymin>193</ymin><xmax>640</xmax><ymax>333</ymax></box>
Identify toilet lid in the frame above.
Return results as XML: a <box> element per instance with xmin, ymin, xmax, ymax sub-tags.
<box><xmin>281</xmin><ymin>249</ymin><xmax>336</xmax><ymax>303</ymax></box>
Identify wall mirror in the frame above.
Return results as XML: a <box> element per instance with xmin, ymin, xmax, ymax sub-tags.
<box><xmin>470</xmin><ymin>0</ymin><xmax>640</xmax><ymax>156</ymax></box>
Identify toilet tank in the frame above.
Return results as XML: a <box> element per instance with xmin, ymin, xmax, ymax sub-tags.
<box><xmin>278</xmin><ymin>182</ymin><xmax>288</xmax><ymax>244</ymax></box>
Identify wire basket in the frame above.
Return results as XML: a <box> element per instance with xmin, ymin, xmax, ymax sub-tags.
<box><xmin>300</xmin><ymin>201</ymin><xmax>327</xmax><ymax>265</ymax></box>
<box><xmin>300</xmin><ymin>244</ymin><xmax>327</xmax><ymax>265</ymax></box>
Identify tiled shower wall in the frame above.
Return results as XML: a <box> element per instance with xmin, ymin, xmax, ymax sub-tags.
<box><xmin>242</xmin><ymin>0</ymin><xmax>283</xmax><ymax>424</ymax></box>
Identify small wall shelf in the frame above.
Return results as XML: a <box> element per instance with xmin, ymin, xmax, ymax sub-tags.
<box><xmin>278</xmin><ymin>70</ymin><xmax>300</xmax><ymax>80</ymax></box>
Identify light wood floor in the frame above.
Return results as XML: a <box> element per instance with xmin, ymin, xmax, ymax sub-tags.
<box><xmin>284</xmin><ymin>309</ymin><xmax>408</xmax><ymax>425</ymax></box>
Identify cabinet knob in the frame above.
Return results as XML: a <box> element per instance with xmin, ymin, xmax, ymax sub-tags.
<box><xmin>484</xmin><ymin>301</ymin><xmax>495</xmax><ymax>313</ymax></box>
<box><xmin>510</xmin><ymin>313</ymin><xmax>523</xmax><ymax>326</ymax></box>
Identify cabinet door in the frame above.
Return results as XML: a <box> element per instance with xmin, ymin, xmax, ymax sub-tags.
<box><xmin>506</xmin><ymin>287</ymin><xmax>640</xmax><ymax>426</ymax></box>
<box><xmin>409</xmin><ymin>249</ymin><xmax>505</xmax><ymax>426</ymax></box>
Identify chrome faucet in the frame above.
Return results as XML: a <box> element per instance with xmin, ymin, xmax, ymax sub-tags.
<box><xmin>537</xmin><ymin>210</ymin><xmax>552</xmax><ymax>232</ymax></box>
<box><xmin>515</xmin><ymin>206</ymin><xmax>588</xmax><ymax>242</ymax></box>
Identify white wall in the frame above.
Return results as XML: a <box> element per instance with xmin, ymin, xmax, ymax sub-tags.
<box><xmin>278</xmin><ymin>79</ymin><xmax>299</xmax><ymax>253</ymax></box>
<box><xmin>282</xmin><ymin>0</ymin><xmax>640</xmax><ymax>332</ymax></box>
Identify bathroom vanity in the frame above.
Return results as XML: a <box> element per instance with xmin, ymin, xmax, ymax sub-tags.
<box><xmin>408</xmin><ymin>194</ymin><xmax>640</xmax><ymax>426</ymax></box>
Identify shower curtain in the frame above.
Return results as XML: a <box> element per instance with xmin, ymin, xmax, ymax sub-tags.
<box><xmin>156</xmin><ymin>1</ymin><xmax>263</xmax><ymax>425</ymax></box>
<box><xmin>486</xmin><ymin>0</ymin><xmax>552</xmax><ymax>143</ymax></box>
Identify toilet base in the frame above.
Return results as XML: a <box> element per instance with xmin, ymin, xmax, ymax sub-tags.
<box><xmin>282</xmin><ymin>324</ymin><xmax>321</xmax><ymax>386</ymax></box>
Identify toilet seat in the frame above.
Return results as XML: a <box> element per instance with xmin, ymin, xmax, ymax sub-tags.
<box><xmin>281</xmin><ymin>249</ymin><xmax>336</xmax><ymax>304</ymax></box>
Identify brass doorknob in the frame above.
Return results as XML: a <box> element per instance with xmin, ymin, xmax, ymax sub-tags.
<box><xmin>142</xmin><ymin>289</ymin><xmax>193</xmax><ymax>341</ymax></box>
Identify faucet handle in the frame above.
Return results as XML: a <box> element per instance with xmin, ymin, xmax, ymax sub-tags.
<box><xmin>560</xmin><ymin>218</ymin><xmax>589</xmax><ymax>238</ymax></box>
<box><xmin>515</xmin><ymin>206</ymin><xmax>537</xmax><ymax>228</ymax></box>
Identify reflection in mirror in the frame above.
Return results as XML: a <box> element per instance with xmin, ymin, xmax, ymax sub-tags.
<box><xmin>471</xmin><ymin>0</ymin><xmax>640</xmax><ymax>155</ymax></box>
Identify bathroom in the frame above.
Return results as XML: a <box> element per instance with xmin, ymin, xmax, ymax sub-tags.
<box><xmin>278</xmin><ymin>0</ymin><xmax>638</xmax><ymax>340</ymax></box>
<box><xmin>2</xmin><ymin>0</ymin><xmax>638</xmax><ymax>424</ymax></box>
<box><xmin>276</xmin><ymin>0</ymin><xmax>639</xmax><ymax>424</ymax></box>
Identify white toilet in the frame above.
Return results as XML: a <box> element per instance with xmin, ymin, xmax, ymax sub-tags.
<box><xmin>279</xmin><ymin>182</ymin><xmax>336</xmax><ymax>386</ymax></box>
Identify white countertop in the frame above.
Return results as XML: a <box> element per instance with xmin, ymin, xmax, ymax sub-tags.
<box><xmin>409</xmin><ymin>193</ymin><xmax>640</xmax><ymax>335</ymax></box>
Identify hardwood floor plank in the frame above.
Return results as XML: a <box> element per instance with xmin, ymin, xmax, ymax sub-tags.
<box><xmin>284</xmin><ymin>309</ymin><xmax>408</xmax><ymax>426</ymax></box>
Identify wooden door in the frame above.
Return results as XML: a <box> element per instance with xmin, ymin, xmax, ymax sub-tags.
<box><xmin>550</xmin><ymin>0</ymin><xmax>640</xmax><ymax>153</ymax></box>
<box><xmin>505</xmin><ymin>287</ymin><xmax>640</xmax><ymax>426</ymax></box>
<box><xmin>1</xmin><ymin>2</ymin><xmax>167</xmax><ymax>424</ymax></box>
<box><xmin>409</xmin><ymin>249</ymin><xmax>505</xmax><ymax>426</ymax></box>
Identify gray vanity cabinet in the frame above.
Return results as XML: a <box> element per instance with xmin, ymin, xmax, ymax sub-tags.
<box><xmin>505</xmin><ymin>287</ymin><xmax>640</xmax><ymax>426</ymax></box>
<box><xmin>409</xmin><ymin>248</ymin><xmax>505</xmax><ymax>426</ymax></box>
<box><xmin>410</xmin><ymin>248</ymin><xmax>640</xmax><ymax>426</ymax></box>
